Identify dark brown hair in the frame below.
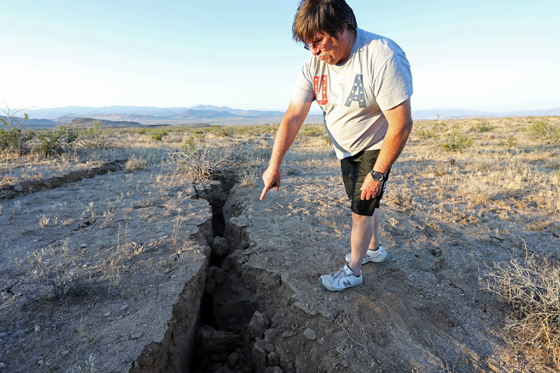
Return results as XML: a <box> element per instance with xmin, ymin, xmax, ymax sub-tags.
<box><xmin>292</xmin><ymin>0</ymin><xmax>357</xmax><ymax>47</ymax></box>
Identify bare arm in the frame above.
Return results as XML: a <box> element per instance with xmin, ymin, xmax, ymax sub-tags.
<box><xmin>360</xmin><ymin>99</ymin><xmax>413</xmax><ymax>200</ymax></box>
<box><xmin>260</xmin><ymin>99</ymin><xmax>312</xmax><ymax>200</ymax></box>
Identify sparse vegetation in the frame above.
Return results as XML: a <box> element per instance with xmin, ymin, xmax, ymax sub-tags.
<box><xmin>436</xmin><ymin>126</ymin><xmax>474</xmax><ymax>152</ymax></box>
<box><xmin>475</xmin><ymin>120</ymin><xmax>494</xmax><ymax>132</ymax></box>
<box><xmin>1</xmin><ymin>114</ymin><xmax>560</xmax><ymax>372</ymax></box>
<box><xmin>483</xmin><ymin>254</ymin><xmax>560</xmax><ymax>369</ymax></box>
<box><xmin>529</xmin><ymin>119</ymin><xmax>560</xmax><ymax>144</ymax></box>
<box><xmin>151</xmin><ymin>129</ymin><xmax>168</xmax><ymax>141</ymax></box>
<box><xmin>125</xmin><ymin>155</ymin><xmax>147</xmax><ymax>172</ymax></box>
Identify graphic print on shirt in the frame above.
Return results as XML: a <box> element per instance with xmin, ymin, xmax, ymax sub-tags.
<box><xmin>313</xmin><ymin>75</ymin><xmax>328</xmax><ymax>105</ymax></box>
<box><xmin>331</xmin><ymin>74</ymin><xmax>346</xmax><ymax>105</ymax></box>
<box><xmin>345</xmin><ymin>74</ymin><xmax>366</xmax><ymax>108</ymax></box>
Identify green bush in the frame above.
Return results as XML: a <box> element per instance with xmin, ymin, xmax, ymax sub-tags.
<box><xmin>415</xmin><ymin>117</ymin><xmax>447</xmax><ymax>140</ymax></box>
<box><xmin>499</xmin><ymin>136</ymin><xmax>518</xmax><ymax>149</ymax></box>
<box><xmin>529</xmin><ymin>119</ymin><xmax>560</xmax><ymax>144</ymax></box>
<box><xmin>415</xmin><ymin>125</ymin><xmax>436</xmax><ymax>140</ymax></box>
<box><xmin>181</xmin><ymin>136</ymin><xmax>197</xmax><ymax>156</ymax></box>
<box><xmin>36</xmin><ymin>130</ymin><xmax>63</xmax><ymax>156</ymax></box>
<box><xmin>0</xmin><ymin>115</ymin><xmax>35</xmax><ymax>154</ymax></box>
<box><xmin>475</xmin><ymin>120</ymin><xmax>494</xmax><ymax>132</ymax></box>
<box><xmin>151</xmin><ymin>130</ymin><xmax>168</xmax><ymax>141</ymax></box>
<box><xmin>436</xmin><ymin>126</ymin><xmax>473</xmax><ymax>152</ymax></box>
<box><xmin>208</xmin><ymin>125</ymin><xmax>231</xmax><ymax>137</ymax></box>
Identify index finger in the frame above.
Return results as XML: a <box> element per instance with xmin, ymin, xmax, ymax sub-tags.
<box><xmin>260</xmin><ymin>185</ymin><xmax>270</xmax><ymax>200</ymax></box>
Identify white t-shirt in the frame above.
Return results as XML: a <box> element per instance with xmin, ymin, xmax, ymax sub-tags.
<box><xmin>291</xmin><ymin>28</ymin><xmax>413</xmax><ymax>159</ymax></box>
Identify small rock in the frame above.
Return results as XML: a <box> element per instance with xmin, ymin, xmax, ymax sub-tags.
<box><xmin>0</xmin><ymin>332</ymin><xmax>6</xmax><ymax>338</ymax></box>
<box><xmin>129</xmin><ymin>332</ymin><xmax>144</xmax><ymax>340</ymax></box>
<box><xmin>34</xmin><ymin>325</ymin><xmax>41</xmax><ymax>333</ymax></box>
<box><xmin>248</xmin><ymin>311</ymin><xmax>269</xmax><ymax>338</ymax></box>
<box><xmin>37</xmin><ymin>360</ymin><xmax>43</xmax><ymax>365</ymax></box>
<box><xmin>264</xmin><ymin>328</ymin><xmax>281</xmax><ymax>343</ymax></box>
<box><xmin>212</xmin><ymin>237</ymin><xmax>229</xmax><ymax>257</ymax></box>
<box><xmin>281</xmin><ymin>330</ymin><xmax>295</xmax><ymax>338</ymax></box>
<box><xmin>0</xmin><ymin>362</ymin><xmax>6</xmax><ymax>368</ymax></box>
<box><xmin>303</xmin><ymin>328</ymin><xmax>316</xmax><ymax>341</ymax></box>
<box><xmin>80</xmin><ymin>244</ymin><xmax>87</xmax><ymax>248</ymax></box>
<box><xmin>121</xmin><ymin>305</ymin><xmax>129</xmax><ymax>311</ymax></box>
<box><xmin>268</xmin><ymin>351</ymin><xmax>280</xmax><ymax>367</ymax></box>
<box><xmin>60</xmin><ymin>351</ymin><xmax>69</xmax><ymax>357</ymax></box>
<box><xmin>104</xmin><ymin>312</ymin><xmax>111</xmax><ymax>317</ymax></box>
<box><xmin>14</xmin><ymin>185</ymin><xmax>23</xmax><ymax>192</ymax></box>
<box><xmin>227</xmin><ymin>351</ymin><xmax>239</xmax><ymax>367</ymax></box>
<box><xmin>317</xmin><ymin>337</ymin><xmax>325</xmax><ymax>345</ymax></box>
<box><xmin>252</xmin><ymin>342</ymin><xmax>267</xmax><ymax>373</ymax></box>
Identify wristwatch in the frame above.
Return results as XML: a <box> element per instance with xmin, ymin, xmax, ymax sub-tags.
<box><xmin>370</xmin><ymin>170</ymin><xmax>386</xmax><ymax>182</ymax></box>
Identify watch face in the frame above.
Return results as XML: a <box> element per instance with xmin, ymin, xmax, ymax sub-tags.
<box><xmin>371</xmin><ymin>171</ymin><xmax>384</xmax><ymax>182</ymax></box>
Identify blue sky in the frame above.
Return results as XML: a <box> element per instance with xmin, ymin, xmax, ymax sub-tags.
<box><xmin>1</xmin><ymin>0</ymin><xmax>559</xmax><ymax>112</ymax></box>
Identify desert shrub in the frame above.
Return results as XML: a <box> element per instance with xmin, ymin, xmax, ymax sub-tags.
<box><xmin>169</xmin><ymin>137</ymin><xmax>247</xmax><ymax>180</ymax></box>
<box><xmin>0</xmin><ymin>113</ymin><xmax>36</xmax><ymax>154</ymax></box>
<box><xmin>499</xmin><ymin>136</ymin><xmax>518</xmax><ymax>149</ymax></box>
<box><xmin>322</xmin><ymin>135</ymin><xmax>333</xmax><ymax>145</ymax></box>
<box><xmin>415</xmin><ymin>117</ymin><xmax>447</xmax><ymax>140</ymax></box>
<box><xmin>35</xmin><ymin>130</ymin><xmax>64</xmax><ymax>156</ymax></box>
<box><xmin>529</xmin><ymin>119</ymin><xmax>560</xmax><ymax>144</ymax></box>
<box><xmin>0</xmin><ymin>125</ymin><xmax>35</xmax><ymax>154</ymax></box>
<box><xmin>415</xmin><ymin>124</ymin><xmax>436</xmax><ymax>140</ymax></box>
<box><xmin>125</xmin><ymin>155</ymin><xmax>147</xmax><ymax>171</ymax></box>
<box><xmin>436</xmin><ymin>126</ymin><xmax>473</xmax><ymax>152</ymax></box>
<box><xmin>151</xmin><ymin>130</ymin><xmax>168</xmax><ymax>141</ymax></box>
<box><xmin>475</xmin><ymin>120</ymin><xmax>494</xmax><ymax>132</ymax></box>
<box><xmin>191</xmin><ymin>128</ymin><xmax>206</xmax><ymax>140</ymax></box>
<box><xmin>208</xmin><ymin>125</ymin><xmax>231</xmax><ymax>137</ymax></box>
<box><xmin>301</xmin><ymin>127</ymin><xmax>323</xmax><ymax>137</ymax></box>
<box><xmin>76</xmin><ymin>122</ymin><xmax>117</xmax><ymax>149</ymax></box>
<box><xmin>482</xmin><ymin>255</ymin><xmax>560</xmax><ymax>368</ymax></box>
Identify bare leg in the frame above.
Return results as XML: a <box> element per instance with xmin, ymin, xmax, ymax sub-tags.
<box><xmin>348</xmin><ymin>212</ymin><xmax>374</xmax><ymax>276</ymax></box>
<box><xmin>368</xmin><ymin>209</ymin><xmax>380</xmax><ymax>251</ymax></box>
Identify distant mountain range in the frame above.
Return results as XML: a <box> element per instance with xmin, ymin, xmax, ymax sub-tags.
<box><xmin>68</xmin><ymin>118</ymin><xmax>143</xmax><ymax>128</ymax></box>
<box><xmin>3</xmin><ymin>105</ymin><xmax>557</xmax><ymax>128</ymax></box>
<box><xmin>413</xmin><ymin>108</ymin><xmax>560</xmax><ymax>119</ymax></box>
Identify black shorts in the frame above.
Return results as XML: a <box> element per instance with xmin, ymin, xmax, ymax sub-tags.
<box><xmin>341</xmin><ymin>150</ymin><xmax>390</xmax><ymax>216</ymax></box>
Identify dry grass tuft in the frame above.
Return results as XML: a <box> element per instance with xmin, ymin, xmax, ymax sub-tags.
<box><xmin>482</xmin><ymin>253</ymin><xmax>560</xmax><ymax>369</ymax></box>
<box><xmin>125</xmin><ymin>155</ymin><xmax>147</xmax><ymax>172</ymax></box>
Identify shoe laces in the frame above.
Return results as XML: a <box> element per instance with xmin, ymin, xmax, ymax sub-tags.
<box><xmin>331</xmin><ymin>266</ymin><xmax>350</xmax><ymax>280</ymax></box>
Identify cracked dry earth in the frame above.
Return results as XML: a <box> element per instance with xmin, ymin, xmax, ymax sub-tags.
<box><xmin>1</xmin><ymin>155</ymin><xmax>559</xmax><ymax>372</ymax></box>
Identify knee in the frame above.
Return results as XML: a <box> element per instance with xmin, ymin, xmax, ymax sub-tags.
<box><xmin>352</xmin><ymin>212</ymin><xmax>372</xmax><ymax>223</ymax></box>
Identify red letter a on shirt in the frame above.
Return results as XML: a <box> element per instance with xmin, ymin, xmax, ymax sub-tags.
<box><xmin>313</xmin><ymin>76</ymin><xmax>328</xmax><ymax>105</ymax></box>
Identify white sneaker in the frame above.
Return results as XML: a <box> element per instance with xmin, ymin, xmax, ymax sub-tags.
<box><xmin>319</xmin><ymin>265</ymin><xmax>363</xmax><ymax>292</ymax></box>
<box><xmin>345</xmin><ymin>245</ymin><xmax>388</xmax><ymax>265</ymax></box>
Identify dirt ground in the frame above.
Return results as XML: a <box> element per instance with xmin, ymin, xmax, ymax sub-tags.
<box><xmin>0</xmin><ymin>117</ymin><xmax>559</xmax><ymax>372</ymax></box>
<box><xmin>0</xmin><ymin>166</ymin><xmax>214</xmax><ymax>372</ymax></box>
